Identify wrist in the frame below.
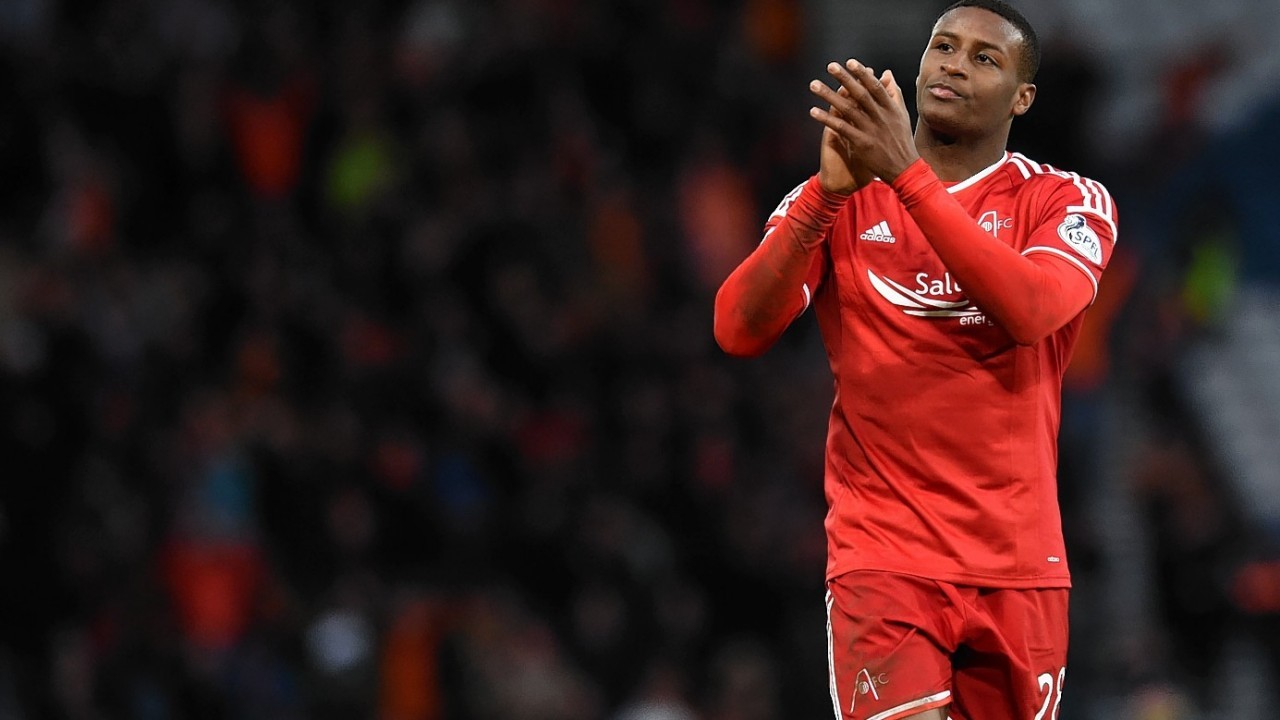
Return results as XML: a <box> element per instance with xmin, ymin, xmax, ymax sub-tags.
<box><xmin>877</xmin><ymin>148</ymin><xmax>923</xmax><ymax>185</ymax></box>
<box><xmin>783</xmin><ymin>176</ymin><xmax>850</xmax><ymax>249</ymax></box>
<box><xmin>888</xmin><ymin>158</ymin><xmax>942</xmax><ymax>207</ymax></box>
<box><xmin>818</xmin><ymin>170</ymin><xmax>857</xmax><ymax>196</ymax></box>
<box><xmin>809</xmin><ymin>174</ymin><xmax>854</xmax><ymax>206</ymax></box>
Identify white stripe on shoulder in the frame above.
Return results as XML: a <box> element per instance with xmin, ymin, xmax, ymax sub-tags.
<box><xmin>1083</xmin><ymin>177</ymin><xmax>1114</xmax><ymax>218</ymax></box>
<box><xmin>769</xmin><ymin>181</ymin><xmax>808</xmax><ymax>220</ymax></box>
<box><xmin>1013</xmin><ymin>153</ymin><xmax>1045</xmax><ymax>175</ymax></box>
<box><xmin>866</xmin><ymin>691</ymin><xmax>952</xmax><ymax>720</ymax></box>
<box><xmin>802</xmin><ymin>283</ymin><xmax>813</xmax><ymax>310</ymax></box>
<box><xmin>1068</xmin><ymin>173</ymin><xmax>1093</xmax><ymax>210</ymax></box>
<box><xmin>1059</xmin><ymin>171</ymin><xmax>1100</xmax><ymax>215</ymax></box>
<box><xmin>1013</xmin><ymin>153</ymin><xmax>1116</xmax><ymax>236</ymax></box>
<box><xmin>1009</xmin><ymin>155</ymin><xmax>1033</xmax><ymax>180</ymax></box>
<box><xmin>1024</xmin><ymin>246</ymin><xmax>1100</xmax><ymax>304</ymax></box>
<box><xmin>1013</xmin><ymin>153</ymin><xmax>1100</xmax><ymax>214</ymax></box>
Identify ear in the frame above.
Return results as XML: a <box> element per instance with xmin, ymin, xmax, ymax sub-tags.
<box><xmin>1011</xmin><ymin>82</ymin><xmax>1036</xmax><ymax>117</ymax></box>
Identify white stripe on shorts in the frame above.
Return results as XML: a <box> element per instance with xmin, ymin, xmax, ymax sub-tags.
<box><xmin>826</xmin><ymin>590</ymin><xmax>841</xmax><ymax>720</ymax></box>
<box><xmin>866</xmin><ymin>690</ymin><xmax>952</xmax><ymax>720</ymax></box>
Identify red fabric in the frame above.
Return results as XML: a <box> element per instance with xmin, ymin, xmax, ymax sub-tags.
<box><xmin>826</xmin><ymin>571</ymin><xmax>1068</xmax><ymax>720</ymax></box>
<box><xmin>890</xmin><ymin>158</ymin><xmax>1095</xmax><ymax>345</ymax></box>
<box><xmin>718</xmin><ymin>152</ymin><xmax>1117</xmax><ymax>588</ymax></box>
<box><xmin>713</xmin><ymin>175</ymin><xmax>847</xmax><ymax>356</ymax></box>
<box><xmin>825</xmin><ymin>572</ymin><xmax>951</xmax><ymax>720</ymax></box>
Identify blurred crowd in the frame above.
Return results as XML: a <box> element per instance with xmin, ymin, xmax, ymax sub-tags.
<box><xmin>0</xmin><ymin>0</ymin><xmax>1277</xmax><ymax>719</ymax></box>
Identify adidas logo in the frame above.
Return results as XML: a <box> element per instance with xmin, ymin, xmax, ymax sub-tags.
<box><xmin>859</xmin><ymin>220</ymin><xmax>896</xmax><ymax>244</ymax></box>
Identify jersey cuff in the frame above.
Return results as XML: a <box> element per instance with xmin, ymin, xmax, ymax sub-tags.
<box><xmin>783</xmin><ymin>176</ymin><xmax>853</xmax><ymax>249</ymax></box>
<box><xmin>886</xmin><ymin>158</ymin><xmax>939</xmax><ymax>206</ymax></box>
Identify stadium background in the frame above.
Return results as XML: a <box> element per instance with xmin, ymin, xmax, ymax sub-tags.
<box><xmin>0</xmin><ymin>0</ymin><xmax>1278</xmax><ymax>717</ymax></box>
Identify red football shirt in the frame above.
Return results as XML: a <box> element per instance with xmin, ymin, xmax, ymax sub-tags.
<box><xmin>763</xmin><ymin>152</ymin><xmax>1116</xmax><ymax>588</ymax></box>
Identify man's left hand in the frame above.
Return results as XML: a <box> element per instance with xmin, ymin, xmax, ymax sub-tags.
<box><xmin>808</xmin><ymin>60</ymin><xmax>919</xmax><ymax>183</ymax></box>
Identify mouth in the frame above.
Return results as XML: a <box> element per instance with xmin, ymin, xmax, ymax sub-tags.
<box><xmin>927</xmin><ymin>83</ymin><xmax>963</xmax><ymax>100</ymax></box>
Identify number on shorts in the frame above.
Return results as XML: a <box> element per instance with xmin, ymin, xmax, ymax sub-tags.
<box><xmin>1033</xmin><ymin>667</ymin><xmax>1065</xmax><ymax>720</ymax></box>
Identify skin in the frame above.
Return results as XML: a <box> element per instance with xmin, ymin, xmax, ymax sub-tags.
<box><xmin>807</xmin><ymin>8</ymin><xmax>1039</xmax><ymax>719</ymax></box>
<box><xmin>810</xmin><ymin>6</ymin><xmax>1037</xmax><ymax>192</ymax></box>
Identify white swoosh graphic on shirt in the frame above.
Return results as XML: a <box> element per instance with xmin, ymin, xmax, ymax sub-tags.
<box><xmin>867</xmin><ymin>269</ymin><xmax>981</xmax><ymax>317</ymax></box>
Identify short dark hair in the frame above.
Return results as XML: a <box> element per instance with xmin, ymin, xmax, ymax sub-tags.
<box><xmin>938</xmin><ymin>0</ymin><xmax>1040</xmax><ymax>83</ymax></box>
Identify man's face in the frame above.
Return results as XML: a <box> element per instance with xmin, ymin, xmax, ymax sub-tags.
<box><xmin>915</xmin><ymin>7</ymin><xmax>1034</xmax><ymax>139</ymax></box>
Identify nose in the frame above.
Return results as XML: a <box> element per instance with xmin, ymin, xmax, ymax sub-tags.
<box><xmin>941</xmin><ymin>58</ymin><xmax>967</xmax><ymax>78</ymax></box>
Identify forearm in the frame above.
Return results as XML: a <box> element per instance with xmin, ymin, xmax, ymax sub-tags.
<box><xmin>714</xmin><ymin>176</ymin><xmax>848</xmax><ymax>356</ymax></box>
<box><xmin>891</xmin><ymin>160</ymin><xmax>1091</xmax><ymax>345</ymax></box>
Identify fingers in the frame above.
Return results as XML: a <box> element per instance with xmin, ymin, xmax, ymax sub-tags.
<box><xmin>808</xmin><ymin>60</ymin><xmax>901</xmax><ymax>140</ymax></box>
<box><xmin>809</xmin><ymin>60</ymin><xmax>879</xmax><ymax>124</ymax></box>
<box><xmin>879</xmin><ymin>70</ymin><xmax>897</xmax><ymax>99</ymax></box>
<box><xmin>812</xmin><ymin>59</ymin><xmax>892</xmax><ymax>116</ymax></box>
<box><xmin>808</xmin><ymin>105</ymin><xmax>861</xmax><ymax>140</ymax></box>
<box><xmin>809</xmin><ymin>68</ymin><xmax>861</xmax><ymax>120</ymax></box>
<box><xmin>880</xmin><ymin>70</ymin><xmax>907</xmax><ymax>109</ymax></box>
<box><xmin>842</xmin><ymin>59</ymin><xmax>893</xmax><ymax>108</ymax></box>
<box><xmin>830</xmin><ymin>86</ymin><xmax>851</xmax><ymax>120</ymax></box>
<box><xmin>816</xmin><ymin>61</ymin><xmax>869</xmax><ymax>114</ymax></box>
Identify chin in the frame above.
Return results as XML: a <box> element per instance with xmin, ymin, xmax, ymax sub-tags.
<box><xmin>921</xmin><ymin>112</ymin><xmax>967</xmax><ymax>139</ymax></box>
<box><xmin>919</xmin><ymin>105</ymin><xmax>974</xmax><ymax>140</ymax></box>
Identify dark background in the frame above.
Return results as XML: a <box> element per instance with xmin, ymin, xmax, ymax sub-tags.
<box><xmin>1</xmin><ymin>0</ymin><xmax>1278</xmax><ymax>718</ymax></box>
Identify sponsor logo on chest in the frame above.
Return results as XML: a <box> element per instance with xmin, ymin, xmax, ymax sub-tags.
<box><xmin>916</xmin><ymin>271</ymin><xmax>962</xmax><ymax>296</ymax></box>
<box><xmin>867</xmin><ymin>269</ymin><xmax>995</xmax><ymax>327</ymax></box>
<box><xmin>855</xmin><ymin>210</ymin><xmax>1023</xmax><ymax>329</ymax></box>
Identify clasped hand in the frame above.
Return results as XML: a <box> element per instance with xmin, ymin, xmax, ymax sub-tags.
<box><xmin>809</xmin><ymin>60</ymin><xmax>919</xmax><ymax>186</ymax></box>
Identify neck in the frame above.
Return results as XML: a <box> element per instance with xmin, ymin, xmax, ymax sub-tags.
<box><xmin>913</xmin><ymin>121</ymin><xmax>1010</xmax><ymax>182</ymax></box>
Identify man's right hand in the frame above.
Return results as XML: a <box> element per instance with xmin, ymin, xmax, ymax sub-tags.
<box><xmin>819</xmin><ymin>125</ymin><xmax>857</xmax><ymax>194</ymax></box>
<box><xmin>815</xmin><ymin>82</ymin><xmax>872</xmax><ymax>194</ymax></box>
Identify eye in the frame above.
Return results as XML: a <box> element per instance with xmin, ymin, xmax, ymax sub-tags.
<box><xmin>976</xmin><ymin>53</ymin><xmax>997</xmax><ymax>66</ymax></box>
<box><xmin>935</xmin><ymin>42</ymin><xmax>953</xmax><ymax>52</ymax></box>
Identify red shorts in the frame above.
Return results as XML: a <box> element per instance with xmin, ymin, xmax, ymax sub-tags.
<box><xmin>825</xmin><ymin>571</ymin><xmax>1068</xmax><ymax>720</ymax></box>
